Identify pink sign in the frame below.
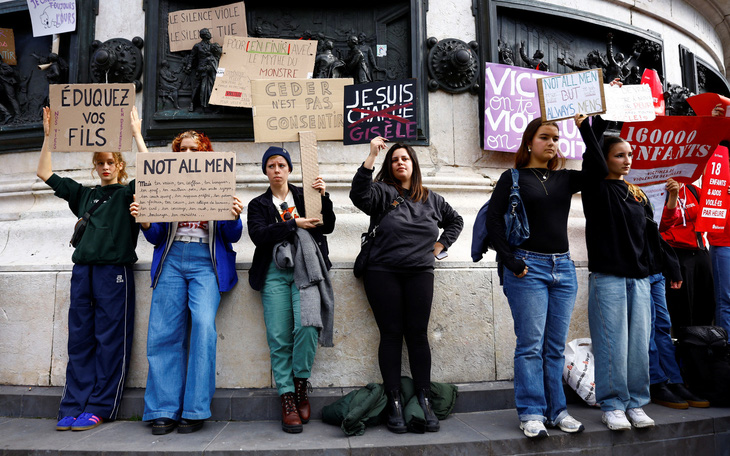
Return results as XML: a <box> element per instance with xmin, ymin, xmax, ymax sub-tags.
<box><xmin>483</xmin><ymin>63</ymin><xmax>585</xmax><ymax>159</ymax></box>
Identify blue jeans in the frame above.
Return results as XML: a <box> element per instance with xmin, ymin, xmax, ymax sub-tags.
<box><xmin>648</xmin><ymin>273</ymin><xmax>683</xmax><ymax>385</ymax></box>
<box><xmin>143</xmin><ymin>241</ymin><xmax>221</xmax><ymax>421</ymax></box>
<box><xmin>261</xmin><ymin>261</ymin><xmax>318</xmax><ymax>395</ymax></box>
<box><xmin>588</xmin><ymin>273</ymin><xmax>650</xmax><ymax>412</ymax></box>
<box><xmin>711</xmin><ymin>246</ymin><xmax>730</xmax><ymax>340</ymax></box>
<box><xmin>503</xmin><ymin>249</ymin><xmax>577</xmax><ymax>424</ymax></box>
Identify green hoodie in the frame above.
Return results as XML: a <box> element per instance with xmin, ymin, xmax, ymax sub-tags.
<box><xmin>47</xmin><ymin>173</ymin><xmax>139</xmax><ymax>265</ymax></box>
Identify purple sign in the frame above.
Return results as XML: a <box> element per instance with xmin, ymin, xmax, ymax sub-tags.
<box><xmin>484</xmin><ymin>63</ymin><xmax>585</xmax><ymax>160</ymax></box>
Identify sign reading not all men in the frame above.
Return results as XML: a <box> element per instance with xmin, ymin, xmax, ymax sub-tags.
<box><xmin>343</xmin><ymin>79</ymin><xmax>418</xmax><ymax>145</ymax></box>
<box><xmin>537</xmin><ymin>69</ymin><xmax>606</xmax><ymax>122</ymax></box>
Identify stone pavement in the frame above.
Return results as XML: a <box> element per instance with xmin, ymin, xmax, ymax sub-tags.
<box><xmin>0</xmin><ymin>383</ymin><xmax>729</xmax><ymax>455</ymax></box>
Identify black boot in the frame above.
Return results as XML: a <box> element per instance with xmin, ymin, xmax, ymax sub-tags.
<box><xmin>386</xmin><ymin>389</ymin><xmax>407</xmax><ymax>434</ymax></box>
<box><xmin>417</xmin><ymin>388</ymin><xmax>440</xmax><ymax>432</ymax></box>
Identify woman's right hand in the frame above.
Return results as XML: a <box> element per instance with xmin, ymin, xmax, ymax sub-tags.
<box><xmin>42</xmin><ymin>106</ymin><xmax>50</xmax><ymax>137</ymax></box>
<box><xmin>295</xmin><ymin>217</ymin><xmax>321</xmax><ymax>229</ymax></box>
<box><xmin>574</xmin><ymin>113</ymin><xmax>588</xmax><ymax>128</ymax></box>
<box><xmin>129</xmin><ymin>196</ymin><xmax>150</xmax><ymax>229</ymax></box>
<box><xmin>665</xmin><ymin>178</ymin><xmax>680</xmax><ymax>197</ymax></box>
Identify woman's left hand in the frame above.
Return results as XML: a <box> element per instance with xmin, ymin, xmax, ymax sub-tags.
<box><xmin>231</xmin><ymin>196</ymin><xmax>243</xmax><ymax>219</ymax></box>
<box><xmin>433</xmin><ymin>242</ymin><xmax>445</xmax><ymax>258</ymax></box>
<box><xmin>609</xmin><ymin>78</ymin><xmax>623</xmax><ymax>88</ymax></box>
<box><xmin>711</xmin><ymin>103</ymin><xmax>725</xmax><ymax>117</ymax></box>
<box><xmin>312</xmin><ymin>176</ymin><xmax>326</xmax><ymax>195</ymax></box>
<box><xmin>669</xmin><ymin>280</ymin><xmax>683</xmax><ymax>289</ymax></box>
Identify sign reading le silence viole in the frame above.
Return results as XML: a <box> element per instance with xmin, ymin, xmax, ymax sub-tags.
<box><xmin>49</xmin><ymin>83</ymin><xmax>135</xmax><ymax>152</ymax></box>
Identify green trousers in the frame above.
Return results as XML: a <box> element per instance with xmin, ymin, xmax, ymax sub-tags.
<box><xmin>261</xmin><ymin>261</ymin><xmax>318</xmax><ymax>395</ymax></box>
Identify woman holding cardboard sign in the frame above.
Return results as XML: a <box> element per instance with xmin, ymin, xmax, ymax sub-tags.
<box><xmin>485</xmin><ymin>118</ymin><xmax>584</xmax><ymax>439</ymax></box>
<box><xmin>129</xmin><ymin>129</ymin><xmax>243</xmax><ymax>435</ymax></box>
<box><xmin>247</xmin><ymin>146</ymin><xmax>335</xmax><ymax>434</ymax></box>
<box><xmin>37</xmin><ymin>106</ymin><xmax>142</xmax><ymax>432</ymax></box>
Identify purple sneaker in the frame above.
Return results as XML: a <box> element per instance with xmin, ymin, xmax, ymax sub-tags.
<box><xmin>56</xmin><ymin>416</ymin><xmax>76</xmax><ymax>431</ymax></box>
<box><xmin>71</xmin><ymin>412</ymin><xmax>103</xmax><ymax>431</ymax></box>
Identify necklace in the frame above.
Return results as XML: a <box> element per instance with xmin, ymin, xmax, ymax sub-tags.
<box><xmin>528</xmin><ymin>168</ymin><xmax>549</xmax><ymax>195</ymax></box>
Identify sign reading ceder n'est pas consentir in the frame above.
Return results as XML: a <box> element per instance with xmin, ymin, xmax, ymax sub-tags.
<box><xmin>49</xmin><ymin>83</ymin><xmax>135</xmax><ymax>152</ymax></box>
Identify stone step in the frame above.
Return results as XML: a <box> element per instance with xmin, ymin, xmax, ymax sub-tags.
<box><xmin>0</xmin><ymin>381</ymin><xmax>518</xmax><ymax>421</ymax></box>
<box><xmin>1</xmin><ymin>404</ymin><xmax>729</xmax><ymax>455</ymax></box>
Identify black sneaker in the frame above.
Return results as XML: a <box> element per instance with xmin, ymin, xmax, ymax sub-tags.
<box><xmin>650</xmin><ymin>382</ymin><xmax>688</xmax><ymax>409</ymax></box>
<box><xmin>668</xmin><ymin>383</ymin><xmax>710</xmax><ymax>408</ymax></box>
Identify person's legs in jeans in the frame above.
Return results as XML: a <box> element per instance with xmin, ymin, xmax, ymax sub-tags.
<box><xmin>503</xmin><ymin>255</ymin><xmax>550</xmax><ymax>423</ymax></box>
<box><xmin>588</xmin><ymin>273</ymin><xmax>629</xmax><ymax>412</ymax></box>
<box><xmin>625</xmin><ymin>277</ymin><xmax>651</xmax><ymax>409</ymax></box>
<box><xmin>144</xmin><ymin>243</ymin><xmax>190</xmax><ymax>421</ymax></box>
<box><xmin>648</xmin><ymin>273</ymin><xmax>670</xmax><ymax>385</ymax></box>
<box><xmin>182</xmin><ymin>242</ymin><xmax>220</xmax><ymax>420</ymax></box>
<box><xmin>649</xmin><ymin>273</ymin><xmax>684</xmax><ymax>384</ymax></box>
<box><xmin>364</xmin><ymin>270</ymin><xmax>405</xmax><ymax>391</ymax></box>
<box><xmin>543</xmin><ymin>255</ymin><xmax>577</xmax><ymax>425</ymax></box>
<box><xmin>711</xmin><ymin>246</ymin><xmax>730</xmax><ymax>340</ymax></box>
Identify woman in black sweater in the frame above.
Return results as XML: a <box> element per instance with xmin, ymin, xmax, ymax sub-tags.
<box><xmin>485</xmin><ymin>117</ymin><xmax>583</xmax><ymax>439</ymax></box>
<box><xmin>350</xmin><ymin>136</ymin><xmax>463</xmax><ymax>434</ymax></box>
<box><xmin>577</xmin><ymin>111</ymin><xmax>655</xmax><ymax>431</ymax></box>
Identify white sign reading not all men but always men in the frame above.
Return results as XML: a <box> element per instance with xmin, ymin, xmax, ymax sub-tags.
<box><xmin>537</xmin><ymin>69</ymin><xmax>606</xmax><ymax>122</ymax></box>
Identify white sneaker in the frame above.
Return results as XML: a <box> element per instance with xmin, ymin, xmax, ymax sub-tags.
<box><xmin>626</xmin><ymin>407</ymin><xmax>655</xmax><ymax>428</ymax></box>
<box><xmin>555</xmin><ymin>415</ymin><xmax>585</xmax><ymax>433</ymax></box>
<box><xmin>519</xmin><ymin>420</ymin><xmax>549</xmax><ymax>438</ymax></box>
<box><xmin>601</xmin><ymin>410</ymin><xmax>632</xmax><ymax>431</ymax></box>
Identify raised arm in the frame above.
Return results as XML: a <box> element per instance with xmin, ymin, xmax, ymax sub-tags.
<box><xmin>36</xmin><ymin>106</ymin><xmax>53</xmax><ymax>182</ymax></box>
<box><xmin>131</xmin><ymin>106</ymin><xmax>148</xmax><ymax>153</ymax></box>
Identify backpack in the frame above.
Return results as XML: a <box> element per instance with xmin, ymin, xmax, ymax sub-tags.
<box><xmin>470</xmin><ymin>199</ymin><xmax>492</xmax><ymax>262</ymax></box>
<box><xmin>676</xmin><ymin>326</ymin><xmax>730</xmax><ymax>405</ymax></box>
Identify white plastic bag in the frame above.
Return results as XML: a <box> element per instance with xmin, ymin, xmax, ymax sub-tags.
<box><xmin>563</xmin><ymin>338</ymin><xmax>597</xmax><ymax>406</ymax></box>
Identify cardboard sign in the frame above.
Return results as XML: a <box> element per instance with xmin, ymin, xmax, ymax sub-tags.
<box><xmin>641</xmin><ymin>69</ymin><xmax>665</xmax><ymax>116</ymax></box>
<box><xmin>299</xmin><ymin>131</ymin><xmax>322</xmax><ymax>221</ymax></box>
<box><xmin>483</xmin><ymin>63</ymin><xmax>586</xmax><ymax>159</ymax></box>
<box><xmin>537</xmin><ymin>69</ymin><xmax>605</xmax><ymax>122</ymax></box>
<box><xmin>686</xmin><ymin>93</ymin><xmax>730</xmax><ymax>117</ymax></box>
<box><xmin>168</xmin><ymin>2</ymin><xmax>247</xmax><ymax>53</ymax></box>
<box><xmin>251</xmin><ymin>78</ymin><xmax>351</xmax><ymax>142</ymax></box>
<box><xmin>622</xmin><ymin>116</ymin><xmax>730</xmax><ymax>186</ymax></box>
<box><xmin>0</xmin><ymin>28</ymin><xmax>16</xmax><ymax>65</ymax></box>
<box><xmin>602</xmin><ymin>84</ymin><xmax>656</xmax><ymax>122</ymax></box>
<box><xmin>26</xmin><ymin>0</ymin><xmax>76</xmax><ymax>37</ymax></box>
<box><xmin>343</xmin><ymin>79</ymin><xmax>417</xmax><ymax>145</ymax></box>
<box><xmin>49</xmin><ymin>83</ymin><xmax>135</xmax><ymax>152</ymax></box>
<box><xmin>135</xmin><ymin>152</ymin><xmax>236</xmax><ymax>223</ymax></box>
<box><xmin>695</xmin><ymin>146</ymin><xmax>730</xmax><ymax>233</ymax></box>
<box><xmin>209</xmin><ymin>37</ymin><xmax>317</xmax><ymax>108</ymax></box>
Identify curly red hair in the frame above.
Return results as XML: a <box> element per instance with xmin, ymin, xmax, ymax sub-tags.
<box><xmin>171</xmin><ymin>130</ymin><xmax>213</xmax><ymax>152</ymax></box>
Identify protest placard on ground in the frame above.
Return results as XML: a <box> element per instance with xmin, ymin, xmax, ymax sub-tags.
<box><xmin>622</xmin><ymin>116</ymin><xmax>730</xmax><ymax>185</ymax></box>
<box><xmin>135</xmin><ymin>152</ymin><xmax>236</xmax><ymax>223</ymax></box>
<box><xmin>343</xmin><ymin>79</ymin><xmax>417</xmax><ymax>145</ymax></box>
<box><xmin>26</xmin><ymin>0</ymin><xmax>75</xmax><ymax>37</ymax></box>
<box><xmin>602</xmin><ymin>84</ymin><xmax>655</xmax><ymax>122</ymax></box>
<box><xmin>0</xmin><ymin>28</ymin><xmax>16</xmax><ymax>65</ymax></box>
<box><xmin>49</xmin><ymin>83</ymin><xmax>135</xmax><ymax>152</ymax></box>
<box><xmin>483</xmin><ymin>62</ymin><xmax>586</xmax><ymax>159</ymax></box>
<box><xmin>695</xmin><ymin>146</ymin><xmax>729</xmax><ymax>233</ymax></box>
<box><xmin>168</xmin><ymin>2</ymin><xmax>247</xmax><ymax>53</ymax></box>
<box><xmin>251</xmin><ymin>78</ymin><xmax>351</xmax><ymax>142</ymax></box>
<box><xmin>209</xmin><ymin>37</ymin><xmax>317</xmax><ymax>108</ymax></box>
<box><xmin>537</xmin><ymin>69</ymin><xmax>605</xmax><ymax>122</ymax></box>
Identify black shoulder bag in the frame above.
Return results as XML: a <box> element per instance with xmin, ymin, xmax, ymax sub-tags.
<box><xmin>353</xmin><ymin>196</ymin><xmax>405</xmax><ymax>278</ymax></box>
<box><xmin>70</xmin><ymin>189</ymin><xmax>120</xmax><ymax>248</ymax></box>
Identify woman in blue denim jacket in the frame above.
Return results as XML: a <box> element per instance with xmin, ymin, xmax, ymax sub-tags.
<box><xmin>130</xmin><ymin>130</ymin><xmax>243</xmax><ymax>436</ymax></box>
<box><xmin>485</xmin><ymin>117</ymin><xmax>584</xmax><ymax>439</ymax></box>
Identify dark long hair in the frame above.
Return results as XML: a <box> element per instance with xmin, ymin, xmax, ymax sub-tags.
<box><xmin>375</xmin><ymin>143</ymin><xmax>428</xmax><ymax>203</ymax></box>
<box><xmin>514</xmin><ymin>117</ymin><xmax>565</xmax><ymax>170</ymax></box>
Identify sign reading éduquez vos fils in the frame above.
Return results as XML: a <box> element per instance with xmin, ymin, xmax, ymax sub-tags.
<box><xmin>49</xmin><ymin>83</ymin><xmax>135</xmax><ymax>152</ymax></box>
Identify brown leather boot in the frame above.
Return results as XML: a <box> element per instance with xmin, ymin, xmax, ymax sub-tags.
<box><xmin>294</xmin><ymin>377</ymin><xmax>312</xmax><ymax>424</ymax></box>
<box><xmin>280</xmin><ymin>392</ymin><xmax>303</xmax><ymax>433</ymax></box>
